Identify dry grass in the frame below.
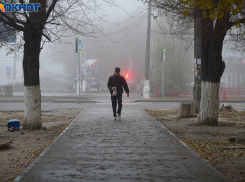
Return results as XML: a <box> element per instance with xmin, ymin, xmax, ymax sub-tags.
<box><xmin>0</xmin><ymin>109</ymin><xmax>81</xmax><ymax>182</ymax></box>
<box><xmin>145</xmin><ymin>109</ymin><xmax>245</xmax><ymax>182</ymax></box>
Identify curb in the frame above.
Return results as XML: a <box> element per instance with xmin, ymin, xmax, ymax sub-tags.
<box><xmin>135</xmin><ymin>100</ymin><xmax>245</xmax><ymax>103</ymax></box>
<box><xmin>143</xmin><ymin>109</ymin><xmax>231</xmax><ymax>182</ymax></box>
<box><xmin>13</xmin><ymin>109</ymin><xmax>86</xmax><ymax>182</ymax></box>
<box><xmin>134</xmin><ymin>100</ymin><xmax>193</xmax><ymax>102</ymax></box>
<box><xmin>52</xmin><ymin>101</ymin><xmax>97</xmax><ymax>103</ymax></box>
<box><xmin>0</xmin><ymin>100</ymin><xmax>97</xmax><ymax>103</ymax></box>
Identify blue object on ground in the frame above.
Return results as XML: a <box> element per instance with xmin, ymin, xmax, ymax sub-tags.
<box><xmin>7</xmin><ymin>119</ymin><xmax>20</xmax><ymax>129</ymax></box>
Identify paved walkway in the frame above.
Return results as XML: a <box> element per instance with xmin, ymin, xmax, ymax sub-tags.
<box><xmin>16</xmin><ymin>103</ymin><xmax>230</xmax><ymax>182</ymax></box>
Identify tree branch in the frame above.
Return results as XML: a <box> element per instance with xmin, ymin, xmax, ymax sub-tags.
<box><xmin>46</xmin><ymin>0</ymin><xmax>59</xmax><ymax>21</ymax></box>
<box><xmin>42</xmin><ymin>32</ymin><xmax>51</xmax><ymax>41</ymax></box>
<box><xmin>19</xmin><ymin>0</ymin><xmax>29</xmax><ymax>20</ymax></box>
<box><xmin>0</xmin><ymin>12</ymin><xmax>25</xmax><ymax>31</ymax></box>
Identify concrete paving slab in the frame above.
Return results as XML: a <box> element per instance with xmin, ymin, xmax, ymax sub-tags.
<box><xmin>15</xmin><ymin>103</ymin><xmax>230</xmax><ymax>182</ymax></box>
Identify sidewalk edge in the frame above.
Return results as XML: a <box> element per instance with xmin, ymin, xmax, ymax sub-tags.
<box><xmin>0</xmin><ymin>100</ymin><xmax>97</xmax><ymax>103</ymax></box>
<box><xmin>142</xmin><ymin>109</ymin><xmax>231</xmax><ymax>182</ymax></box>
<box><xmin>12</xmin><ymin>109</ymin><xmax>86</xmax><ymax>182</ymax></box>
<box><xmin>134</xmin><ymin>100</ymin><xmax>245</xmax><ymax>103</ymax></box>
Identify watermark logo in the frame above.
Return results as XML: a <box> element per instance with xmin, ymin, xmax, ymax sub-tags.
<box><xmin>0</xmin><ymin>3</ymin><xmax>40</xmax><ymax>12</ymax></box>
<box><xmin>0</xmin><ymin>4</ymin><xmax>5</xmax><ymax>12</ymax></box>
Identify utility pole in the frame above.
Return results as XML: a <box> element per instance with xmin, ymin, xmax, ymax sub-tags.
<box><xmin>128</xmin><ymin>39</ymin><xmax>131</xmax><ymax>91</ymax></box>
<box><xmin>78</xmin><ymin>52</ymin><xmax>81</xmax><ymax>103</ymax></box>
<box><xmin>13</xmin><ymin>46</ymin><xmax>18</xmax><ymax>90</ymax></box>
<box><xmin>76</xmin><ymin>37</ymin><xmax>82</xmax><ymax>100</ymax></box>
<box><xmin>82</xmin><ymin>36</ymin><xmax>86</xmax><ymax>92</ymax></box>
<box><xmin>162</xmin><ymin>49</ymin><xmax>165</xmax><ymax>98</ymax></box>
<box><xmin>194</xmin><ymin>10</ymin><xmax>202</xmax><ymax>114</ymax></box>
<box><xmin>128</xmin><ymin>57</ymin><xmax>131</xmax><ymax>90</ymax></box>
<box><xmin>143</xmin><ymin>0</ymin><xmax>152</xmax><ymax>99</ymax></box>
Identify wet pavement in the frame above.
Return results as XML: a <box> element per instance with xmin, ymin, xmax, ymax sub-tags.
<box><xmin>12</xmin><ymin>99</ymin><xmax>231</xmax><ymax>182</ymax></box>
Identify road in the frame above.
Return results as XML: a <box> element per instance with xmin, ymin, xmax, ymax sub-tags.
<box><xmin>1</xmin><ymin>92</ymin><xmax>245</xmax><ymax>111</ymax></box>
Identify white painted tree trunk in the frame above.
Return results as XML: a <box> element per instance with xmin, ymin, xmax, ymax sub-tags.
<box><xmin>198</xmin><ymin>82</ymin><xmax>219</xmax><ymax>126</ymax></box>
<box><xmin>23</xmin><ymin>85</ymin><xmax>42</xmax><ymax>129</ymax></box>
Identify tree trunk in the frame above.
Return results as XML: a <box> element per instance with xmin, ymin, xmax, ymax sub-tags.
<box><xmin>198</xmin><ymin>13</ymin><xmax>230</xmax><ymax>125</ymax></box>
<box><xmin>198</xmin><ymin>82</ymin><xmax>219</xmax><ymax>126</ymax></box>
<box><xmin>22</xmin><ymin>1</ymin><xmax>46</xmax><ymax>129</ymax></box>
<box><xmin>23</xmin><ymin>28</ymin><xmax>42</xmax><ymax>129</ymax></box>
<box><xmin>24</xmin><ymin>85</ymin><xmax>42</xmax><ymax>129</ymax></box>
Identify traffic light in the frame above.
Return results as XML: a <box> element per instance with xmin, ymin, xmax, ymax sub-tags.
<box><xmin>126</xmin><ymin>73</ymin><xmax>129</xmax><ymax>79</ymax></box>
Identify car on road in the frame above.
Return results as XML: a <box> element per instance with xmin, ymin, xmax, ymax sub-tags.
<box><xmin>66</xmin><ymin>82</ymin><xmax>75</xmax><ymax>90</ymax></box>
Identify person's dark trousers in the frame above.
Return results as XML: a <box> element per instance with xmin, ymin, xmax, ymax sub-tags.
<box><xmin>111</xmin><ymin>94</ymin><xmax>122</xmax><ymax>116</ymax></box>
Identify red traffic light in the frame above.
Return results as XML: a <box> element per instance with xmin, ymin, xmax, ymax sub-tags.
<box><xmin>126</xmin><ymin>73</ymin><xmax>129</xmax><ymax>79</ymax></box>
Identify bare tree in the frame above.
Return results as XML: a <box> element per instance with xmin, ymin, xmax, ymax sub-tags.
<box><xmin>0</xmin><ymin>0</ymin><xmax>115</xmax><ymax>129</ymax></box>
<box><xmin>148</xmin><ymin>0</ymin><xmax>245</xmax><ymax>125</ymax></box>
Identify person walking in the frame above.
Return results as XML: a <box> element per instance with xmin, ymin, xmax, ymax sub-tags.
<box><xmin>107</xmin><ymin>67</ymin><xmax>129</xmax><ymax>120</ymax></box>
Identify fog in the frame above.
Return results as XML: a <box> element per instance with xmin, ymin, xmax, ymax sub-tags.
<box><xmin>39</xmin><ymin>0</ymin><xmax>148</xmax><ymax>94</ymax></box>
<box><xmin>1</xmin><ymin>0</ymin><xmax>245</xmax><ymax>96</ymax></box>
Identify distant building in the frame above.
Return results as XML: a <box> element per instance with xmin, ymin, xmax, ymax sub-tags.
<box><xmin>83</xmin><ymin>59</ymin><xmax>98</xmax><ymax>79</ymax></box>
<box><xmin>221</xmin><ymin>58</ymin><xmax>245</xmax><ymax>88</ymax></box>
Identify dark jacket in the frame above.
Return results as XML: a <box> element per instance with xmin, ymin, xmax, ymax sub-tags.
<box><xmin>107</xmin><ymin>74</ymin><xmax>129</xmax><ymax>95</ymax></box>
